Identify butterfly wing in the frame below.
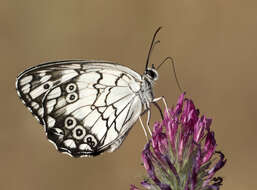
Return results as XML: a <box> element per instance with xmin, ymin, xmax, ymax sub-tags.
<box><xmin>16</xmin><ymin>60</ymin><xmax>143</xmax><ymax>157</ymax></box>
<box><xmin>16</xmin><ymin>60</ymin><xmax>84</xmax><ymax>124</ymax></box>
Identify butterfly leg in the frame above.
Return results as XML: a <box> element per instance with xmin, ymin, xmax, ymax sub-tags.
<box><xmin>139</xmin><ymin>116</ymin><xmax>150</xmax><ymax>141</ymax></box>
<box><xmin>153</xmin><ymin>96</ymin><xmax>168</xmax><ymax>113</ymax></box>
<box><xmin>140</xmin><ymin>98</ymin><xmax>168</xmax><ymax>139</ymax></box>
<box><xmin>146</xmin><ymin>109</ymin><xmax>153</xmax><ymax>136</ymax></box>
<box><xmin>153</xmin><ymin>101</ymin><xmax>164</xmax><ymax>120</ymax></box>
<box><xmin>140</xmin><ymin>106</ymin><xmax>153</xmax><ymax>137</ymax></box>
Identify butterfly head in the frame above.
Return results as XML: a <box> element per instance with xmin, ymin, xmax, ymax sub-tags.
<box><xmin>144</xmin><ymin>65</ymin><xmax>159</xmax><ymax>81</ymax></box>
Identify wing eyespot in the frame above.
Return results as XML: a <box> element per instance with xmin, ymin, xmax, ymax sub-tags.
<box><xmin>64</xmin><ymin>116</ymin><xmax>77</xmax><ymax>129</ymax></box>
<box><xmin>84</xmin><ymin>134</ymin><xmax>98</xmax><ymax>148</ymax></box>
<box><xmin>66</xmin><ymin>83</ymin><xmax>77</xmax><ymax>93</ymax></box>
<box><xmin>72</xmin><ymin>125</ymin><xmax>86</xmax><ymax>140</ymax></box>
<box><xmin>66</xmin><ymin>92</ymin><xmax>78</xmax><ymax>103</ymax></box>
<box><xmin>43</xmin><ymin>83</ymin><xmax>50</xmax><ymax>89</ymax></box>
<box><xmin>43</xmin><ymin>81</ymin><xmax>53</xmax><ymax>90</ymax></box>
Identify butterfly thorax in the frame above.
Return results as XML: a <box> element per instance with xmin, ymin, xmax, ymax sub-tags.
<box><xmin>139</xmin><ymin>68</ymin><xmax>158</xmax><ymax>109</ymax></box>
<box><xmin>139</xmin><ymin>78</ymin><xmax>154</xmax><ymax>105</ymax></box>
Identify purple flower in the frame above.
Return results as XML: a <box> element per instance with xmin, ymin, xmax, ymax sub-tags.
<box><xmin>131</xmin><ymin>93</ymin><xmax>226</xmax><ymax>190</ymax></box>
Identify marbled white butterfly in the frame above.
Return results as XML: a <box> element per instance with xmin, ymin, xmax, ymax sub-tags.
<box><xmin>16</xmin><ymin>27</ymin><xmax>171</xmax><ymax>157</ymax></box>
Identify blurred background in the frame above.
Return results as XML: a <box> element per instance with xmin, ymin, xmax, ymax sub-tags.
<box><xmin>1</xmin><ymin>0</ymin><xmax>256</xmax><ymax>189</ymax></box>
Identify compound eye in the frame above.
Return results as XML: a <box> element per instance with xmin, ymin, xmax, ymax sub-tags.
<box><xmin>146</xmin><ymin>69</ymin><xmax>158</xmax><ymax>80</ymax></box>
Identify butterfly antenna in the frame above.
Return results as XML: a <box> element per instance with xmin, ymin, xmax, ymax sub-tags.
<box><xmin>156</xmin><ymin>56</ymin><xmax>183</xmax><ymax>93</ymax></box>
<box><xmin>145</xmin><ymin>27</ymin><xmax>162</xmax><ymax>70</ymax></box>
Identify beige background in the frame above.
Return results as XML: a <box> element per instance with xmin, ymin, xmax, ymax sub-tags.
<box><xmin>1</xmin><ymin>0</ymin><xmax>256</xmax><ymax>190</ymax></box>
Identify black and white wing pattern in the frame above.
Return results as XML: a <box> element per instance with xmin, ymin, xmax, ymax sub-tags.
<box><xmin>16</xmin><ymin>60</ymin><xmax>144</xmax><ymax>157</ymax></box>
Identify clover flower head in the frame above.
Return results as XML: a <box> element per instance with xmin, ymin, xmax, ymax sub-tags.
<box><xmin>131</xmin><ymin>93</ymin><xmax>226</xmax><ymax>190</ymax></box>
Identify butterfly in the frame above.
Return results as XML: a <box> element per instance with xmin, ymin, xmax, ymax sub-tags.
<box><xmin>16</xmin><ymin>27</ymin><xmax>172</xmax><ymax>157</ymax></box>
